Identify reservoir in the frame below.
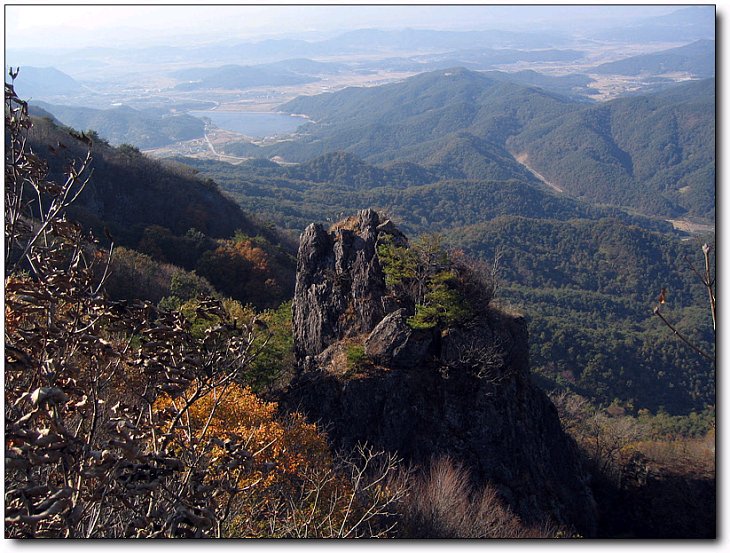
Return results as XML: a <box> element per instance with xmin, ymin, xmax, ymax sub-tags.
<box><xmin>188</xmin><ymin>110</ymin><xmax>310</xmax><ymax>138</ymax></box>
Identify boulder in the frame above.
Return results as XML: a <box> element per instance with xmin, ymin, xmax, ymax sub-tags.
<box><xmin>364</xmin><ymin>308</ymin><xmax>432</xmax><ymax>368</ymax></box>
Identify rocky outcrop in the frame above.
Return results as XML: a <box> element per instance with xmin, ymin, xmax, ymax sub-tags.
<box><xmin>292</xmin><ymin>209</ymin><xmax>389</xmax><ymax>364</ymax></box>
<box><xmin>284</xmin><ymin>210</ymin><xmax>598</xmax><ymax>536</ymax></box>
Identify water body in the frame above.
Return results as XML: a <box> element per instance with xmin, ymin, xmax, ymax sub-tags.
<box><xmin>188</xmin><ymin>110</ymin><xmax>310</xmax><ymax>138</ymax></box>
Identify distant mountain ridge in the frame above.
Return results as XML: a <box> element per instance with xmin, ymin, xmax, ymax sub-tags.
<box><xmin>592</xmin><ymin>40</ymin><xmax>715</xmax><ymax>77</ymax></box>
<box><xmin>30</xmin><ymin>101</ymin><xmax>205</xmax><ymax>149</ymax></box>
<box><xmin>593</xmin><ymin>6</ymin><xmax>715</xmax><ymax>43</ymax></box>
<box><xmin>9</xmin><ymin>66</ymin><xmax>83</xmax><ymax>100</ymax></box>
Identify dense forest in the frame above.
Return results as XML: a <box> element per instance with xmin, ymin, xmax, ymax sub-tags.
<box><xmin>178</xmin><ymin>154</ymin><xmax>673</xmax><ymax>235</ymax></box>
<box><xmin>448</xmin><ymin>216</ymin><xmax>715</xmax><ymax>413</ymax></box>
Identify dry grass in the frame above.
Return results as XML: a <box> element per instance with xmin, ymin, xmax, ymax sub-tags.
<box><xmin>329</xmin><ymin>214</ymin><xmax>363</xmax><ymax>233</ymax></box>
<box><xmin>631</xmin><ymin>434</ymin><xmax>715</xmax><ymax>478</ymax></box>
<box><xmin>398</xmin><ymin>457</ymin><xmax>561</xmax><ymax>538</ymax></box>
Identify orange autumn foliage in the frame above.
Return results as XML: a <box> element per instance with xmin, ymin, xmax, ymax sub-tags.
<box><xmin>154</xmin><ymin>383</ymin><xmax>333</xmax><ymax>494</ymax></box>
<box><xmin>232</xmin><ymin>239</ymin><xmax>269</xmax><ymax>272</ymax></box>
<box><xmin>195</xmin><ymin>238</ymin><xmax>286</xmax><ymax>308</ymax></box>
<box><xmin>150</xmin><ymin>383</ymin><xmax>404</xmax><ymax>537</ymax></box>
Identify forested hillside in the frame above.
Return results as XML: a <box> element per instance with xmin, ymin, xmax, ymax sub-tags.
<box><xmin>224</xmin><ymin>68</ymin><xmax>574</xmax><ymax>163</ymax></box>
<box><xmin>30</xmin><ymin>101</ymin><xmax>205</xmax><ymax>148</ymax></box>
<box><xmin>25</xmin><ymin>113</ymin><xmax>296</xmax><ymax>309</ymax></box>
<box><xmin>508</xmin><ymin>78</ymin><xmax>715</xmax><ymax>219</ymax></box>
<box><xmin>169</xmin><ymin>69</ymin><xmax>716</xmax><ymax>417</ymax></box>
<box><xmin>221</xmin><ymin>68</ymin><xmax>713</xmax><ymax>220</ymax></box>
<box><xmin>447</xmin><ymin>216</ymin><xmax>715</xmax><ymax>413</ymax></box>
<box><xmin>179</xmin><ymin>155</ymin><xmax>672</xmax><ymax>234</ymax></box>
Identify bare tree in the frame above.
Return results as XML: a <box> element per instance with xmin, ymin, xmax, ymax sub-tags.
<box><xmin>258</xmin><ymin>444</ymin><xmax>408</xmax><ymax>538</ymax></box>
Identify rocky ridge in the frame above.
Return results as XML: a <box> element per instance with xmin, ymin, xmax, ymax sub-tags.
<box><xmin>284</xmin><ymin>209</ymin><xmax>598</xmax><ymax>535</ymax></box>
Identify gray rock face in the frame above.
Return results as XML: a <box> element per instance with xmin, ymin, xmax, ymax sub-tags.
<box><xmin>293</xmin><ymin>209</ymin><xmax>390</xmax><ymax>364</ymax></box>
<box><xmin>364</xmin><ymin>308</ymin><xmax>433</xmax><ymax>369</ymax></box>
<box><xmin>287</xmin><ymin>210</ymin><xmax>598</xmax><ymax>536</ymax></box>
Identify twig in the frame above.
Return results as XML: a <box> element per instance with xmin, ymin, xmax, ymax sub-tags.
<box><xmin>653</xmin><ymin>306</ymin><xmax>714</xmax><ymax>363</ymax></box>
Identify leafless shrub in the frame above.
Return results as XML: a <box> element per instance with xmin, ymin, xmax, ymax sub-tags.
<box><xmin>229</xmin><ymin>444</ymin><xmax>408</xmax><ymax>538</ymax></box>
<box><xmin>450</xmin><ymin>246</ymin><xmax>502</xmax><ymax>310</ymax></box>
<box><xmin>584</xmin><ymin>415</ymin><xmax>641</xmax><ymax>481</ymax></box>
<box><xmin>550</xmin><ymin>391</ymin><xmax>643</xmax><ymax>485</ymax></box>
<box><xmin>4</xmin><ymin>73</ymin><xmax>276</xmax><ymax>538</ymax></box>
<box><xmin>397</xmin><ymin>457</ymin><xmax>560</xmax><ymax>538</ymax></box>
<box><xmin>441</xmin><ymin>331</ymin><xmax>507</xmax><ymax>382</ymax></box>
<box><xmin>549</xmin><ymin>390</ymin><xmax>593</xmax><ymax>434</ymax></box>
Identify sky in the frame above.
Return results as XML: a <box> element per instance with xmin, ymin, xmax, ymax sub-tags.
<box><xmin>4</xmin><ymin>2</ymin><xmax>689</xmax><ymax>51</ymax></box>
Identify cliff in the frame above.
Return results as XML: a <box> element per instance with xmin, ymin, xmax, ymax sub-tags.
<box><xmin>284</xmin><ymin>209</ymin><xmax>598</xmax><ymax>535</ymax></box>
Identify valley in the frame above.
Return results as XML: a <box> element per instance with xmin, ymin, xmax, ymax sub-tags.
<box><xmin>511</xmin><ymin>151</ymin><xmax>565</xmax><ymax>194</ymax></box>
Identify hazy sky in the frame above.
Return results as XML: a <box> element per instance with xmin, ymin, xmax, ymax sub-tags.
<box><xmin>5</xmin><ymin>3</ymin><xmax>687</xmax><ymax>51</ymax></box>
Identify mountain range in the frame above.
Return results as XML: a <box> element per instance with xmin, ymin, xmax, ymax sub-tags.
<box><xmin>219</xmin><ymin>67</ymin><xmax>714</xmax><ymax>220</ymax></box>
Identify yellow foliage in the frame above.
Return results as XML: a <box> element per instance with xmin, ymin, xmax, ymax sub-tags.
<box><xmin>222</xmin><ymin>298</ymin><xmax>256</xmax><ymax>323</ymax></box>
<box><xmin>154</xmin><ymin>383</ymin><xmax>333</xmax><ymax>494</ymax></box>
<box><xmin>151</xmin><ymin>384</ymin><xmax>403</xmax><ymax>537</ymax></box>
